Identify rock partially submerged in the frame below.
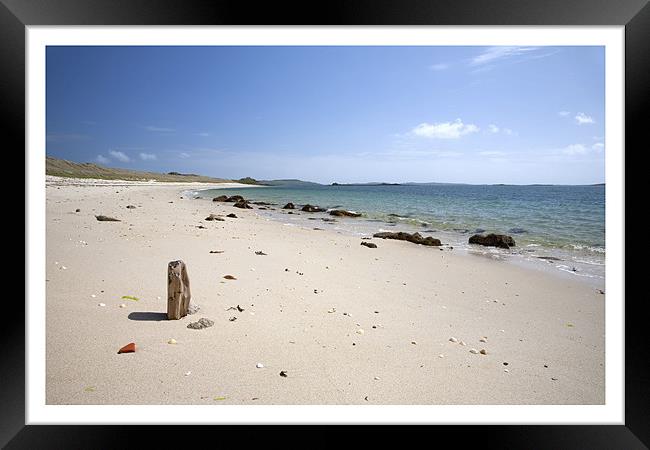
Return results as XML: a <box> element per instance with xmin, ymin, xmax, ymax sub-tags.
<box><xmin>233</xmin><ymin>200</ymin><xmax>253</xmax><ymax>209</ymax></box>
<box><xmin>329</xmin><ymin>210</ymin><xmax>362</xmax><ymax>217</ymax></box>
<box><xmin>469</xmin><ymin>233</ymin><xmax>515</xmax><ymax>249</ymax></box>
<box><xmin>282</xmin><ymin>203</ymin><xmax>295</xmax><ymax>209</ymax></box>
<box><xmin>361</xmin><ymin>242</ymin><xmax>377</xmax><ymax>248</ymax></box>
<box><xmin>301</xmin><ymin>204</ymin><xmax>326</xmax><ymax>212</ymax></box>
<box><xmin>373</xmin><ymin>231</ymin><xmax>441</xmax><ymax>246</ymax></box>
<box><xmin>95</xmin><ymin>215</ymin><xmax>120</xmax><ymax>222</ymax></box>
<box><xmin>187</xmin><ymin>317</ymin><xmax>214</xmax><ymax>330</ymax></box>
<box><xmin>212</xmin><ymin>195</ymin><xmax>228</xmax><ymax>202</ymax></box>
<box><xmin>225</xmin><ymin>195</ymin><xmax>245</xmax><ymax>203</ymax></box>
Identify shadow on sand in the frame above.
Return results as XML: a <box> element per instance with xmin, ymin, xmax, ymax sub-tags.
<box><xmin>127</xmin><ymin>312</ymin><xmax>168</xmax><ymax>321</ymax></box>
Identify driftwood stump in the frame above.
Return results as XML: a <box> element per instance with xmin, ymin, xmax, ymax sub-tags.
<box><xmin>167</xmin><ymin>260</ymin><xmax>191</xmax><ymax>320</ymax></box>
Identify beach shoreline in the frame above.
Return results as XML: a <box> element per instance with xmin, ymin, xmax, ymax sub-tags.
<box><xmin>45</xmin><ymin>182</ymin><xmax>605</xmax><ymax>405</ymax></box>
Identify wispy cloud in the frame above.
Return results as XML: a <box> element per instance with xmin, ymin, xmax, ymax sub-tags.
<box><xmin>179</xmin><ymin>152</ymin><xmax>191</xmax><ymax>158</ymax></box>
<box><xmin>96</xmin><ymin>155</ymin><xmax>109</xmax><ymax>164</ymax></box>
<box><xmin>429</xmin><ymin>63</ymin><xmax>450</xmax><ymax>71</ymax></box>
<box><xmin>470</xmin><ymin>46</ymin><xmax>539</xmax><ymax>66</ymax></box>
<box><xmin>592</xmin><ymin>142</ymin><xmax>605</xmax><ymax>151</ymax></box>
<box><xmin>558</xmin><ymin>111</ymin><xmax>571</xmax><ymax>117</ymax></box>
<box><xmin>563</xmin><ymin>144</ymin><xmax>588</xmax><ymax>155</ymax></box>
<box><xmin>139</xmin><ymin>152</ymin><xmax>157</xmax><ymax>161</ymax></box>
<box><xmin>479</xmin><ymin>151</ymin><xmax>506</xmax><ymax>157</ymax></box>
<box><xmin>195</xmin><ymin>132</ymin><xmax>210</xmax><ymax>137</ymax></box>
<box><xmin>145</xmin><ymin>125</ymin><xmax>175</xmax><ymax>132</ymax></box>
<box><xmin>411</xmin><ymin>119</ymin><xmax>479</xmax><ymax>139</ymax></box>
<box><xmin>487</xmin><ymin>124</ymin><xmax>499</xmax><ymax>133</ymax></box>
<box><xmin>575</xmin><ymin>112</ymin><xmax>595</xmax><ymax>125</ymax></box>
<box><xmin>109</xmin><ymin>150</ymin><xmax>130</xmax><ymax>162</ymax></box>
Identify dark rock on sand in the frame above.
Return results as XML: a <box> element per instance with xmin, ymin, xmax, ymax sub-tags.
<box><xmin>75</xmin><ymin>208</ymin><xmax>81</xmax><ymax>212</ymax></box>
<box><xmin>233</xmin><ymin>200</ymin><xmax>253</xmax><ymax>209</ymax></box>
<box><xmin>187</xmin><ymin>317</ymin><xmax>214</xmax><ymax>329</ymax></box>
<box><xmin>212</xmin><ymin>195</ymin><xmax>228</xmax><ymax>202</ymax></box>
<box><xmin>536</xmin><ymin>256</ymin><xmax>562</xmax><ymax>261</ymax></box>
<box><xmin>361</xmin><ymin>242</ymin><xmax>377</xmax><ymax>248</ymax></box>
<box><xmin>301</xmin><ymin>204</ymin><xmax>325</xmax><ymax>212</ymax></box>
<box><xmin>469</xmin><ymin>233</ymin><xmax>516</xmax><ymax>249</ymax></box>
<box><xmin>251</xmin><ymin>201</ymin><xmax>273</xmax><ymax>205</ymax></box>
<box><xmin>329</xmin><ymin>210</ymin><xmax>362</xmax><ymax>217</ymax></box>
<box><xmin>95</xmin><ymin>215</ymin><xmax>120</xmax><ymax>222</ymax></box>
<box><xmin>226</xmin><ymin>213</ymin><xmax>237</xmax><ymax>218</ymax></box>
<box><xmin>205</xmin><ymin>214</ymin><xmax>225</xmax><ymax>221</ymax></box>
<box><xmin>282</xmin><ymin>203</ymin><xmax>295</xmax><ymax>209</ymax></box>
<box><xmin>126</xmin><ymin>205</ymin><xmax>136</xmax><ymax>209</ymax></box>
<box><xmin>225</xmin><ymin>195</ymin><xmax>245</xmax><ymax>203</ymax></box>
<box><xmin>373</xmin><ymin>231</ymin><xmax>441</xmax><ymax>246</ymax></box>
<box><xmin>321</xmin><ymin>218</ymin><xmax>337</xmax><ymax>222</ymax></box>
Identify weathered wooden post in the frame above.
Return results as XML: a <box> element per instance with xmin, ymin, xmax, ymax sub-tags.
<box><xmin>167</xmin><ymin>260</ymin><xmax>191</xmax><ymax>320</ymax></box>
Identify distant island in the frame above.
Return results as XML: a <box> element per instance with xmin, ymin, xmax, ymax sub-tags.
<box><xmin>331</xmin><ymin>182</ymin><xmax>401</xmax><ymax>186</ymax></box>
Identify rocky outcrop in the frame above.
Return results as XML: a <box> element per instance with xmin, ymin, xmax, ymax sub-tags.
<box><xmin>282</xmin><ymin>203</ymin><xmax>295</xmax><ymax>209</ymax></box>
<box><xmin>225</xmin><ymin>195</ymin><xmax>245</xmax><ymax>203</ymax></box>
<box><xmin>468</xmin><ymin>233</ymin><xmax>515</xmax><ymax>249</ymax></box>
<box><xmin>212</xmin><ymin>195</ymin><xmax>228</xmax><ymax>202</ymax></box>
<box><xmin>329</xmin><ymin>210</ymin><xmax>362</xmax><ymax>217</ymax></box>
<box><xmin>373</xmin><ymin>231</ymin><xmax>441</xmax><ymax>246</ymax></box>
<box><xmin>361</xmin><ymin>241</ymin><xmax>377</xmax><ymax>248</ymax></box>
<box><xmin>301</xmin><ymin>204</ymin><xmax>325</xmax><ymax>212</ymax></box>
<box><xmin>233</xmin><ymin>200</ymin><xmax>253</xmax><ymax>209</ymax></box>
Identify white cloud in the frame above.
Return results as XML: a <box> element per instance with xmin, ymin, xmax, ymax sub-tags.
<box><xmin>479</xmin><ymin>151</ymin><xmax>506</xmax><ymax>157</ymax></box>
<box><xmin>139</xmin><ymin>152</ymin><xmax>157</xmax><ymax>161</ymax></box>
<box><xmin>488</xmin><ymin>124</ymin><xmax>500</xmax><ymax>133</ymax></box>
<box><xmin>179</xmin><ymin>152</ymin><xmax>191</xmax><ymax>158</ymax></box>
<box><xmin>575</xmin><ymin>112</ymin><xmax>595</xmax><ymax>125</ymax></box>
<box><xmin>96</xmin><ymin>155</ymin><xmax>110</xmax><ymax>164</ymax></box>
<box><xmin>109</xmin><ymin>150</ymin><xmax>130</xmax><ymax>162</ymax></box>
<box><xmin>412</xmin><ymin>119</ymin><xmax>479</xmax><ymax>139</ymax></box>
<box><xmin>429</xmin><ymin>63</ymin><xmax>449</xmax><ymax>71</ymax></box>
<box><xmin>558</xmin><ymin>111</ymin><xmax>571</xmax><ymax>117</ymax></box>
<box><xmin>503</xmin><ymin>128</ymin><xmax>515</xmax><ymax>136</ymax></box>
<box><xmin>592</xmin><ymin>142</ymin><xmax>605</xmax><ymax>151</ymax></box>
<box><xmin>196</xmin><ymin>132</ymin><xmax>210</xmax><ymax>137</ymax></box>
<box><xmin>470</xmin><ymin>46</ymin><xmax>539</xmax><ymax>66</ymax></box>
<box><xmin>563</xmin><ymin>144</ymin><xmax>588</xmax><ymax>155</ymax></box>
<box><xmin>145</xmin><ymin>125</ymin><xmax>175</xmax><ymax>132</ymax></box>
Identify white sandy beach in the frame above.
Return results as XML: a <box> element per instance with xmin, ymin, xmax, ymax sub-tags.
<box><xmin>45</xmin><ymin>179</ymin><xmax>605</xmax><ymax>405</ymax></box>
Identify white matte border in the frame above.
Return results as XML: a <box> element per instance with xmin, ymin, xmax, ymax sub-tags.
<box><xmin>27</xmin><ymin>26</ymin><xmax>624</xmax><ymax>425</ymax></box>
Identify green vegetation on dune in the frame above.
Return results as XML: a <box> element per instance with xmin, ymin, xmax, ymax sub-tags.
<box><xmin>46</xmin><ymin>156</ymin><xmax>233</xmax><ymax>183</ymax></box>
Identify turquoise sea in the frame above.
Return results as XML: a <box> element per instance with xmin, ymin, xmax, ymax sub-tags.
<box><xmin>192</xmin><ymin>183</ymin><xmax>605</xmax><ymax>283</ymax></box>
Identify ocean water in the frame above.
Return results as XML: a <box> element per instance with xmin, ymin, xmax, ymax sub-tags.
<box><xmin>192</xmin><ymin>184</ymin><xmax>605</xmax><ymax>284</ymax></box>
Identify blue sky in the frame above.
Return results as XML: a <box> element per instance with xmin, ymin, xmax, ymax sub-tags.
<box><xmin>46</xmin><ymin>46</ymin><xmax>605</xmax><ymax>184</ymax></box>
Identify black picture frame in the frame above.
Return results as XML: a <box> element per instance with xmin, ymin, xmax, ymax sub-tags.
<box><xmin>6</xmin><ymin>0</ymin><xmax>646</xmax><ymax>447</ymax></box>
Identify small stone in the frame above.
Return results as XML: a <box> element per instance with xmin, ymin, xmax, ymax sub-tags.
<box><xmin>479</xmin><ymin>337</ymin><xmax>487</xmax><ymax>343</ymax></box>
<box><xmin>119</xmin><ymin>304</ymin><xmax>126</xmax><ymax>308</ymax></box>
<box><xmin>229</xmin><ymin>316</ymin><xmax>237</xmax><ymax>322</ymax></box>
<box><xmin>223</xmin><ymin>275</ymin><xmax>237</xmax><ymax>280</ymax></box>
<box><xmin>117</xmin><ymin>343</ymin><xmax>136</xmax><ymax>354</ymax></box>
<box><xmin>373</xmin><ymin>376</ymin><xmax>380</xmax><ymax>380</ymax></box>
<box><xmin>438</xmin><ymin>354</ymin><xmax>445</xmax><ymax>358</ymax></box>
<box><xmin>504</xmin><ymin>369</ymin><xmax>509</xmax><ymax>373</ymax></box>
<box><xmin>503</xmin><ymin>362</ymin><xmax>509</xmax><ymax>366</ymax></box>
<box><xmin>256</xmin><ymin>363</ymin><xmax>264</xmax><ymax>368</ymax></box>
<box><xmin>411</xmin><ymin>341</ymin><xmax>417</xmax><ymax>345</ymax></box>
<box><xmin>184</xmin><ymin>371</ymin><xmax>191</xmax><ymax>376</ymax></box>
<box><xmin>279</xmin><ymin>371</ymin><xmax>288</xmax><ymax>377</ymax></box>
<box><xmin>327</xmin><ymin>308</ymin><xmax>336</xmax><ymax>313</ymax></box>
<box><xmin>98</xmin><ymin>303</ymin><xmax>106</xmax><ymax>307</ymax></box>
<box><xmin>449</xmin><ymin>337</ymin><xmax>458</xmax><ymax>343</ymax></box>
<box><xmin>91</xmin><ymin>294</ymin><xmax>96</xmax><ymax>298</ymax></box>
<box><xmin>168</xmin><ymin>339</ymin><xmax>177</xmax><ymax>344</ymax></box>
<box><xmin>356</xmin><ymin>329</ymin><xmax>365</xmax><ymax>335</ymax></box>
<box><xmin>469</xmin><ymin>348</ymin><xmax>479</xmax><ymax>354</ymax></box>
<box><xmin>459</xmin><ymin>341</ymin><xmax>467</xmax><ymax>346</ymax></box>
<box><xmin>479</xmin><ymin>349</ymin><xmax>487</xmax><ymax>355</ymax></box>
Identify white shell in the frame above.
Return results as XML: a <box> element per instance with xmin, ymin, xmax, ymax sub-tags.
<box><xmin>91</xmin><ymin>294</ymin><xmax>96</xmax><ymax>298</ymax></box>
<box><xmin>327</xmin><ymin>308</ymin><xmax>336</xmax><ymax>313</ymax></box>
<box><xmin>469</xmin><ymin>348</ymin><xmax>479</xmax><ymax>354</ymax></box>
<box><xmin>356</xmin><ymin>329</ymin><xmax>364</xmax><ymax>335</ymax></box>
<box><xmin>256</xmin><ymin>363</ymin><xmax>264</xmax><ymax>368</ymax></box>
<box><xmin>184</xmin><ymin>371</ymin><xmax>191</xmax><ymax>376</ymax></box>
<box><xmin>119</xmin><ymin>303</ymin><xmax>126</xmax><ymax>308</ymax></box>
<box><xmin>98</xmin><ymin>303</ymin><xmax>105</xmax><ymax>307</ymax></box>
<box><xmin>168</xmin><ymin>339</ymin><xmax>177</xmax><ymax>344</ymax></box>
<box><xmin>438</xmin><ymin>354</ymin><xmax>445</xmax><ymax>358</ymax></box>
<box><xmin>459</xmin><ymin>341</ymin><xmax>467</xmax><ymax>346</ymax></box>
<box><xmin>479</xmin><ymin>338</ymin><xmax>487</xmax><ymax>343</ymax></box>
<box><xmin>449</xmin><ymin>337</ymin><xmax>458</xmax><ymax>343</ymax></box>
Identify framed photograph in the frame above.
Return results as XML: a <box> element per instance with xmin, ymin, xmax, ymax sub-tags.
<box><xmin>7</xmin><ymin>0</ymin><xmax>646</xmax><ymax>447</ymax></box>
